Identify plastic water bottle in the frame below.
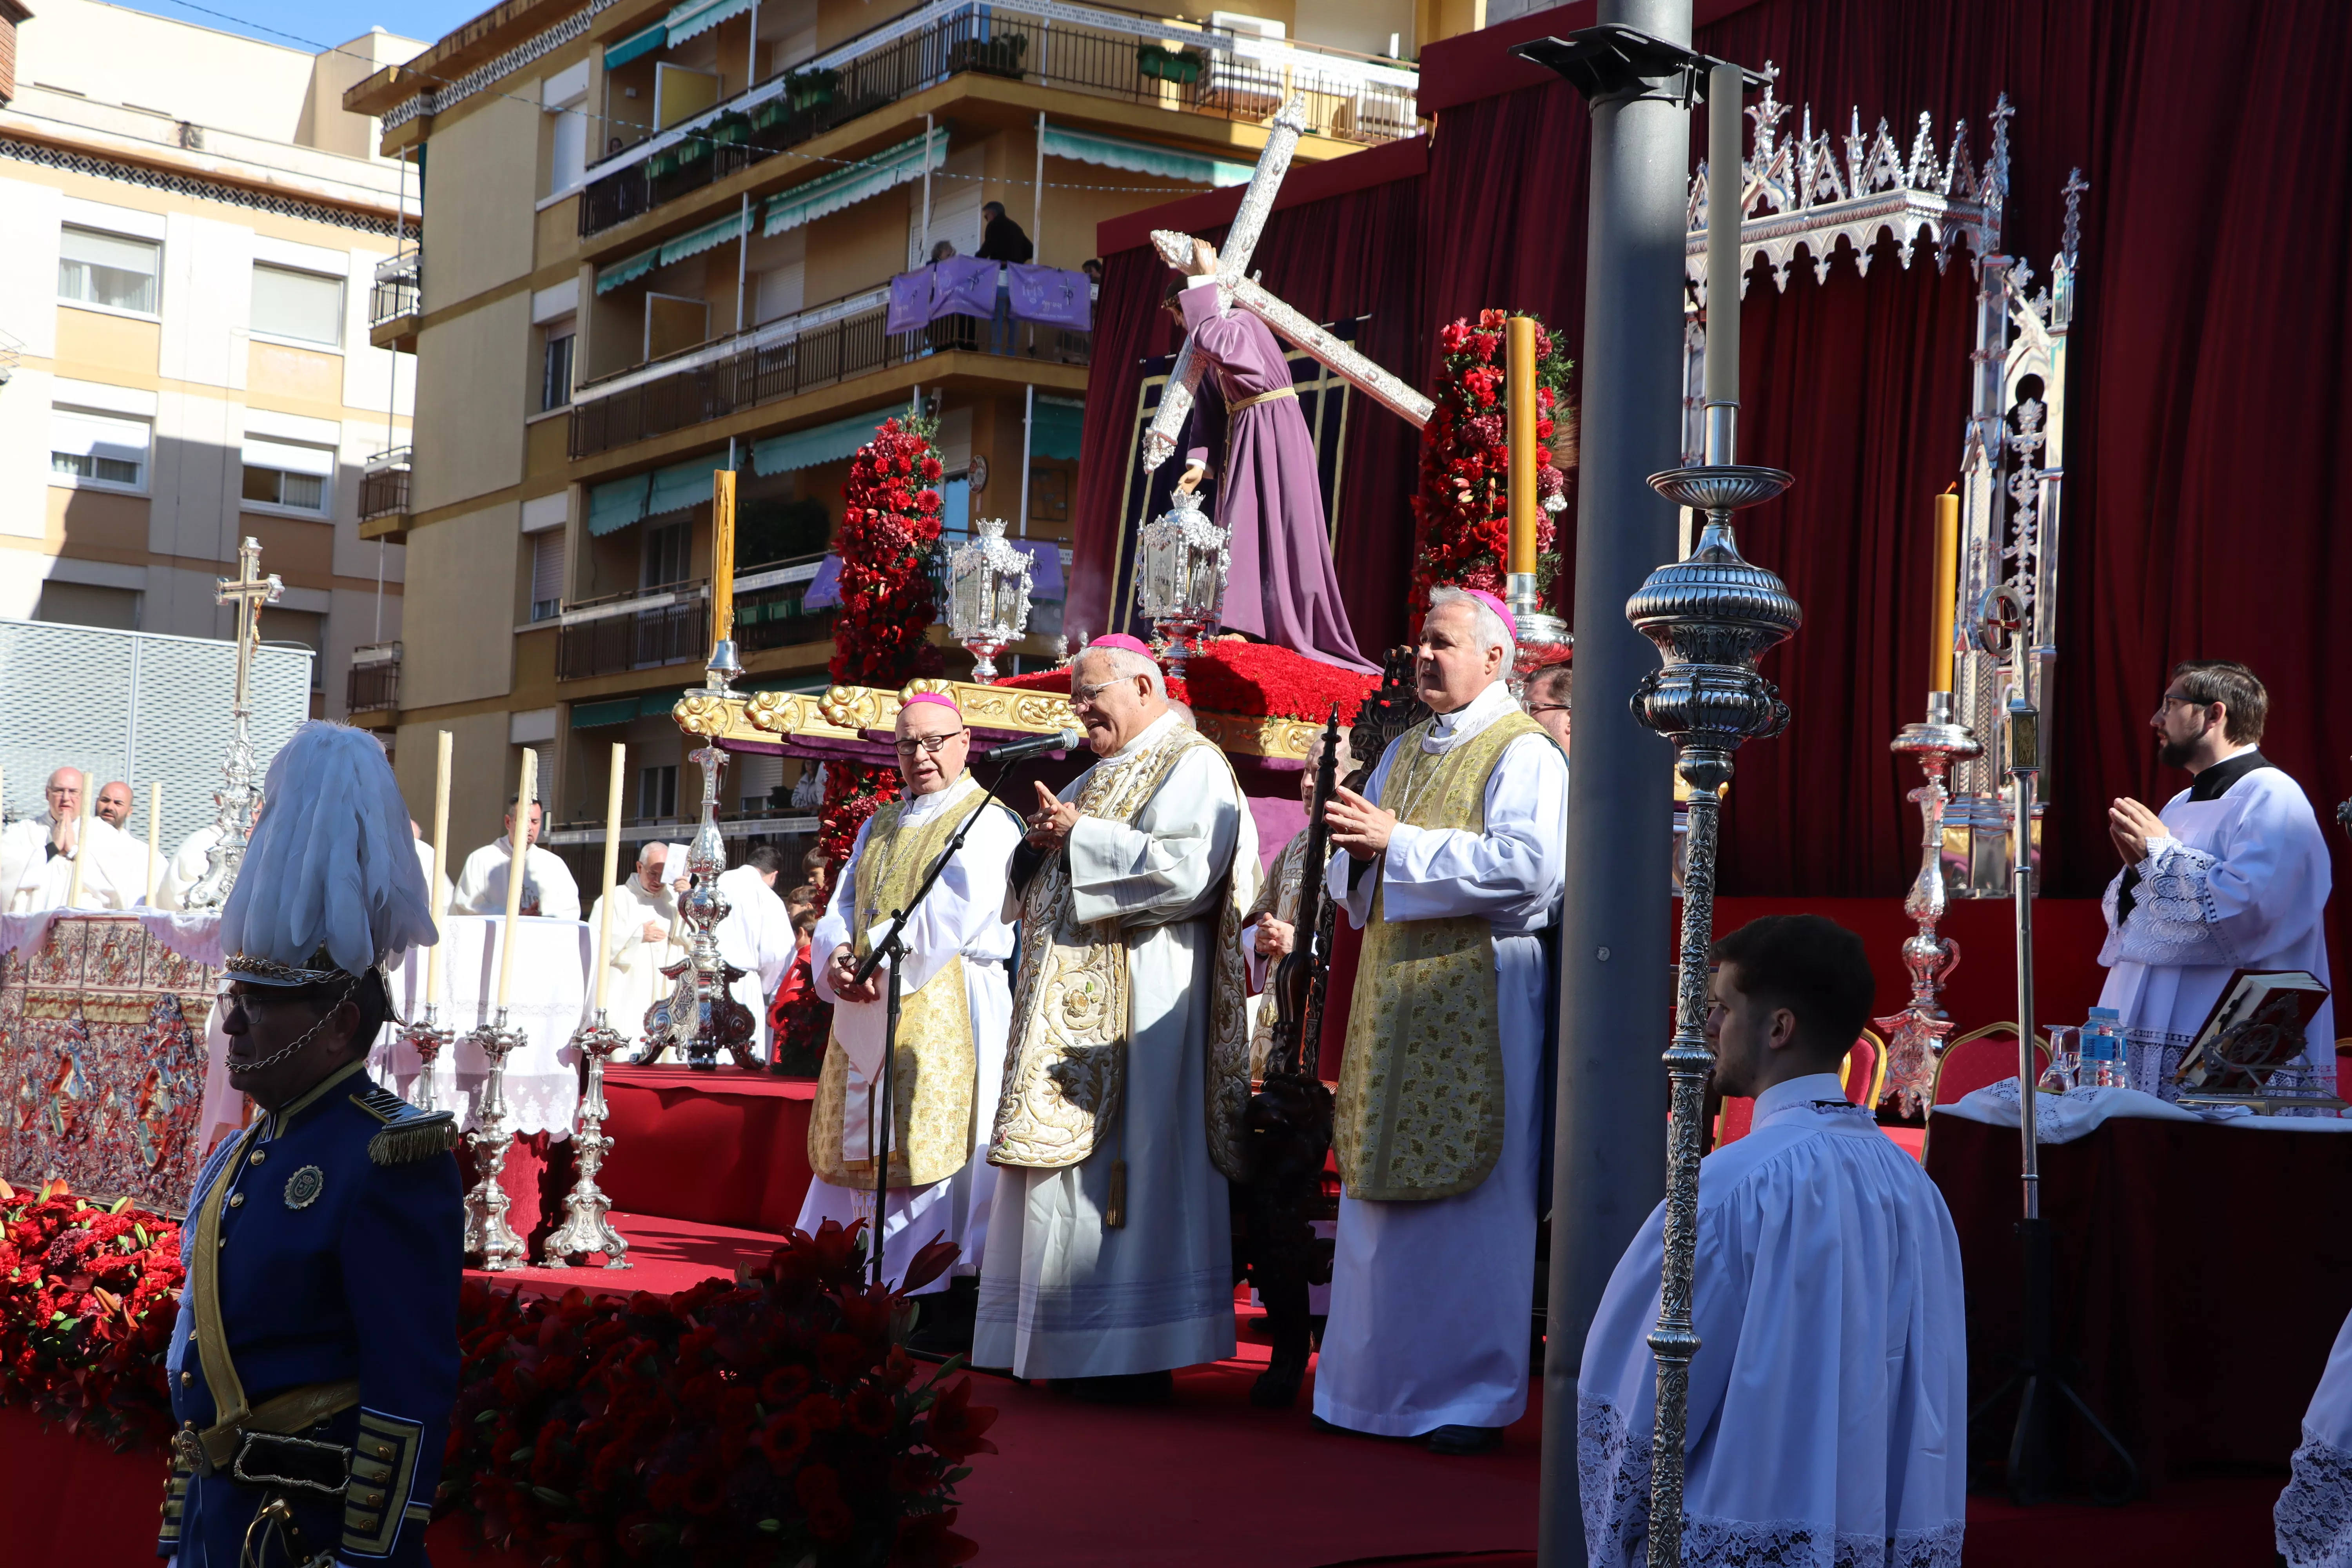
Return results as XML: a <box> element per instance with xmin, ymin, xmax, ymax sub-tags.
<box><xmin>2082</xmin><ymin>1007</ymin><xmax>2123</xmax><ymax>1089</ymax></box>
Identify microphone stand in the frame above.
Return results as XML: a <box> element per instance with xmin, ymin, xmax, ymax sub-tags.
<box><xmin>847</xmin><ymin>744</ymin><xmax>1053</xmax><ymax>1289</ymax></box>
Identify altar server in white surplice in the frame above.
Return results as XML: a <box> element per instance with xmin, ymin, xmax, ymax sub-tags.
<box><xmin>2098</xmin><ymin>660</ymin><xmax>2335</xmax><ymax>1099</ymax></box>
<box><xmin>977</xmin><ymin>637</ymin><xmax>1258</xmax><ymax>1400</ymax></box>
<box><xmin>2278</xmin><ymin>1307</ymin><xmax>2352</xmax><ymax>1568</ymax></box>
<box><xmin>715</xmin><ymin>842</ymin><xmax>800</xmax><ymax>1057</ymax></box>
<box><xmin>802</xmin><ymin>693</ymin><xmax>1021</xmax><ymax>1353</ymax></box>
<box><xmin>1314</xmin><ymin>586</ymin><xmax>1565</xmax><ymax>1453</ymax></box>
<box><xmin>1581</xmin><ymin>915</ymin><xmax>1967</xmax><ymax>1568</ymax></box>
<box><xmin>588</xmin><ymin>841</ymin><xmax>684</xmax><ymax>1045</ymax></box>
<box><xmin>455</xmin><ymin>794</ymin><xmax>582</xmax><ymax>920</ymax></box>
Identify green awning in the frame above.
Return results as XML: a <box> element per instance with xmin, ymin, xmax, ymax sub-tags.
<box><xmin>762</xmin><ymin>129</ymin><xmax>945</xmax><ymax>237</ymax></box>
<box><xmin>1033</xmin><ymin>396</ymin><xmax>1084</xmax><ymax>460</ymax></box>
<box><xmin>648</xmin><ymin>454</ymin><xmax>726</xmax><ymax>519</ymax></box>
<box><xmin>603</xmin><ymin>22</ymin><xmax>667</xmax><ymax>68</ymax></box>
<box><xmin>751</xmin><ymin>409</ymin><xmax>891</xmax><ymax>475</ymax></box>
<box><xmin>587</xmin><ymin>453</ymin><xmax>728</xmax><ymax>536</ymax></box>
<box><xmin>662</xmin><ymin>0</ymin><xmax>751</xmax><ymax>45</ymax></box>
<box><xmin>570</xmin><ymin>697</ymin><xmax>639</xmax><ymax>728</ymax></box>
<box><xmin>1041</xmin><ymin>124</ymin><xmax>1250</xmax><ymax>189</ymax></box>
<box><xmin>595</xmin><ymin>244</ymin><xmax>659</xmax><ymax>295</ymax></box>
<box><xmin>659</xmin><ymin>209</ymin><xmax>748</xmax><ymax>266</ymax></box>
<box><xmin>588</xmin><ymin>472</ymin><xmax>654</xmax><ymax>535</ymax></box>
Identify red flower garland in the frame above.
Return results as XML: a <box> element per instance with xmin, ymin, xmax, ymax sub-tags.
<box><xmin>0</xmin><ymin>1179</ymin><xmax>184</xmax><ymax>1452</ymax></box>
<box><xmin>1406</xmin><ymin>309</ymin><xmax>1573</xmax><ymax>630</ymax></box>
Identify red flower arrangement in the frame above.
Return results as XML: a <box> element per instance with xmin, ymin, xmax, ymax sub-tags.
<box><xmin>0</xmin><ymin>1178</ymin><xmax>184</xmax><ymax>1452</ymax></box>
<box><xmin>1407</xmin><ymin>309</ymin><xmax>1573</xmax><ymax>630</ymax></box>
<box><xmin>441</xmin><ymin>1220</ymin><xmax>995</xmax><ymax>1567</ymax></box>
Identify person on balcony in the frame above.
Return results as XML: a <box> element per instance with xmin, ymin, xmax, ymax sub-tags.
<box><xmin>454</xmin><ymin>793</ymin><xmax>581</xmax><ymax>920</ymax></box>
<box><xmin>975</xmin><ymin>201</ymin><xmax>1032</xmax><ymax>264</ymax></box>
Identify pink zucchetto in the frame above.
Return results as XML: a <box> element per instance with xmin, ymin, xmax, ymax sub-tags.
<box><xmin>900</xmin><ymin>692</ymin><xmax>962</xmax><ymax>716</ymax></box>
<box><xmin>1451</xmin><ymin>587</ymin><xmax>1519</xmax><ymax>643</ymax></box>
<box><xmin>1085</xmin><ymin>633</ymin><xmax>1157</xmax><ymax>658</ymax></box>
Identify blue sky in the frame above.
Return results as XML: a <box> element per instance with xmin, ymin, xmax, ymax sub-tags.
<box><xmin>113</xmin><ymin>0</ymin><xmax>482</xmax><ymax>52</ymax></box>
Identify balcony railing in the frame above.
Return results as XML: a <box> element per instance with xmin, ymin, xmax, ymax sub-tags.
<box><xmin>370</xmin><ymin>250</ymin><xmax>421</xmax><ymax>327</ymax></box>
<box><xmin>556</xmin><ymin>579</ymin><xmax>710</xmax><ymax>680</ymax></box>
<box><xmin>359</xmin><ymin>448</ymin><xmax>412</xmax><ymax>520</ymax></box>
<box><xmin>348</xmin><ymin>641</ymin><xmax>401</xmax><ymax>714</ymax></box>
<box><xmin>570</xmin><ymin>285</ymin><xmax>1089</xmax><ymax>459</ymax></box>
<box><xmin>733</xmin><ymin>553</ymin><xmax>840</xmax><ymax>652</ymax></box>
<box><xmin>579</xmin><ymin>0</ymin><xmax>1418</xmax><ymax>237</ymax></box>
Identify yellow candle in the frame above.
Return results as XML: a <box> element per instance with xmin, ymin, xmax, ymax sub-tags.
<box><xmin>425</xmin><ymin>730</ymin><xmax>453</xmax><ymax>1007</ymax></box>
<box><xmin>146</xmin><ymin>782</ymin><xmax>161</xmax><ymax>904</ymax></box>
<box><xmin>1929</xmin><ymin>489</ymin><xmax>1960</xmax><ymax>694</ymax></box>
<box><xmin>494</xmin><ymin>748</ymin><xmax>535</xmax><ymax>1010</ymax></box>
<box><xmin>711</xmin><ymin>468</ymin><xmax>737</xmax><ymax>648</ymax></box>
<box><xmin>64</xmin><ymin>765</ymin><xmax>97</xmax><ymax>909</ymax></box>
<box><xmin>1507</xmin><ymin>317</ymin><xmax>1538</xmax><ymax>577</ymax></box>
<box><xmin>592</xmin><ymin>743</ymin><xmax>626</xmax><ymax>1016</ymax></box>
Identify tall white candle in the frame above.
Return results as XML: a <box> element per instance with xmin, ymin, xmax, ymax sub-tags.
<box><xmin>1703</xmin><ymin>59</ymin><xmax>1744</xmax><ymax>463</ymax></box>
<box><xmin>425</xmin><ymin>731</ymin><xmax>453</xmax><ymax>1007</ymax></box>
<box><xmin>494</xmin><ymin>748</ymin><xmax>535</xmax><ymax>1009</ymax></box>
<box><xmin>64</xmin><ymin>766</ymin><xmax>97</xmax><ymax>909</ymax></box>
<box><xmin>146</xmin><ymin>782</ymin><xmax>161</xmax><ymax>904</ymax></box>
<box><xmin>592</xmin><ymin>744</ymin><xmax>626</xmax><ymax>1015</ymax></box>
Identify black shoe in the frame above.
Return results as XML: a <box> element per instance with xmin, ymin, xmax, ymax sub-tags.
<box><xmin>1424</xmin><ymin>1424</ymin><xmax>1504</xmax><ymax>1455</ymax></box>
<box><xmin>905</xmin><ymin>1276</ymin><xmax>978</xmax><ymax>1362</ymax></box>
<box><xmin>1047</xmin><ymin>1370</ymin><xmax>1174</xmax><ymax>1406</ymax></box>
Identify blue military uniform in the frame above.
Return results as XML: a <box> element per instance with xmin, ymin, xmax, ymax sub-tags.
<box><xmin>160</xmin><ymin>1056</ymin><xmax>461</xmax><ymax>1565</ymax></box>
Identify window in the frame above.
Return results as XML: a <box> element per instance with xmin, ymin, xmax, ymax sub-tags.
<box><xmin>250</xmin><ymin>263</ymin><xmax>344</xmax><ymax>347</ymax></box>
<box><xmin>549</xmin><ymin>102</ymin><xmax>588</xmax><ymax>195</ymax></box>
<box><xmin>50</xmin><ymin>406</ymin><xmax>151</xmax><ymax>490</ymax></box>
<box><xmin>241</xmin><ymin>438</ymin><xmax>336</xmax><ymax>514</ymax></box>
<box><xmin>530</xmin><ymin>530</ymin><xmax>564</xmax><ymax>621</ymax></box>
<box><xmin>540</xmin><ymin>323</ymin><xmax>575</xmax><ymax>412</ymax></box>
<box><xmin>257</xmin><ymin>606</ymin><xmax>325</xmax><ymax>692</ymax></box>
<box><xmin>34</xmin><ymin>582</ymin><xmax>142</xmax><ymax>630</ymax></box>
<box><xmin>639</xmin><ymin>764</ymin><xmax>678</xmax><ymax>820</ymax></box>
<box><xmin>642</xmin><ymin>520</ymin><xmax>689</xmax><ymax>588</ymax></box>
<box><xmin>58</xmin><ymin>227</ymin><xmax>161</xmax><ymax>314</ymax></box>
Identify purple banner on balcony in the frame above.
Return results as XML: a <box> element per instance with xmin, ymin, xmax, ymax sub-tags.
<box><xmin>886</xmin><ymin>270</ymin><xmax>933</xmax><ymax>335</ymax></box>
<box><xmin>801</xmin><ymin>552</ymin><xmax>844</xmax><ymax>609</ymax></box>
<box><xmin>1007</xmin><ymin>264</ymin><xmax>1091</xmax><ymax>331</ymax></box>
<box><xmin>931</xmin><ymin>256</ymin><xmax>999</xmax><ymax>321</ymax></box>
<box><xmin>1016</xmin><ymin>540</ymin><xmax>1064</xmax><ymax>599</ymax></box>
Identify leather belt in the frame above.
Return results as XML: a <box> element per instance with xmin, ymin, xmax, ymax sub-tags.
<box><xmin>1227</xmin><ymin>386</ymin><xmax>1297</xmax><ymax>414</ymax></box>
<box><xmin>176</xmin><ymin>1378</ymin><xmax>363</xmax><ymax>1477</ymax></box>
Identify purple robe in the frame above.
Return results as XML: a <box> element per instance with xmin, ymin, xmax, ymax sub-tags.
<box><xmin>1178</xmin><ymin>283</ymin><xmax>1372</xmax><ymax>672</ymax></box>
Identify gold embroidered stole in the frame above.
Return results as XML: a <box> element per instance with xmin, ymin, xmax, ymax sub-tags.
<box><xmin>989</xmin><ymin>725</ymin><xmax>1258</xmax><ymax>1181</ymax></box>
<box><xmin>1334</xmin><ymin>709</ymin><xmax>1541</xmax><ymax>1201</ymax></box>
<box><xmin>1245</xmin><ymin>832</ymin><xmax>1309</xmax><ymax>1080</ymax></box>
<box><xmin>808</xmin><ymin>780</ymin><xmax>996</xmax><ymax>1189</ymax></box>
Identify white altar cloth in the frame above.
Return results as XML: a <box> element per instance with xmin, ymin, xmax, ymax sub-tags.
<box><xmin>368</xmin><ymin>913</ymin><xmax>590</xmax><ymax>1139</ymax></box>
<box><xmin>1943</xmin><ymin>1078</ymin><xmax>2352</xmax><ymax>1142</ymax></box>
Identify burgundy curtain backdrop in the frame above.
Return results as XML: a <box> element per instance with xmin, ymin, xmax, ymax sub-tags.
<box><xmin>1075</xmin><ymin>0</ymin><xmax>2352</xmax><ymax>974</ymax></box>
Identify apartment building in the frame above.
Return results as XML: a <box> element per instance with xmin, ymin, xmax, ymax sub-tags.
<box><xmin>0</xmin><ymin>0</ymin><xmax>423</xmax><ymax>722</ymax></box>
<box><xmin>345</xmin><ymin>0</ymin><xmax>1434</xmax><ymax>863</ymax></box>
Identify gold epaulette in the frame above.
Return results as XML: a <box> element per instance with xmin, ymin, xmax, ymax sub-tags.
<box><xmin>348</xmin><ymin>1085</ymin><xmax>461</xmax><ymax>1166</ymax></box>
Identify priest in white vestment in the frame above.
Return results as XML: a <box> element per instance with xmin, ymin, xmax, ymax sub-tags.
<box><xmin>2278</xmin><ymin>1306</ymin><xmax>2352</xmax><ymax>1568</ymax></box>
<box><xmin>588</xmin><ymin>842</ymin><xmax>683</xmax><ymax>1045</ymax></box>
<box><xmin>715</xmin><ymin>842</ymin><xmax>799</xmax><ymax>1058</ymax></box>
<box><xmin>1581</xmin><ymin>914</ymin><xmax>1967</xmax><ymax>1568</ymax></box>
<box><xmin>1314</xmin><ymin>587</ymin><xmax>1566</xmax><ymax>1452</ymax></box>
<box><xmin>2098</xmin><ymin>661</ymin><xmax>2334</xmax><ymax>1100</ymax></box>
<box><xmin>454</xmin><ymin>795</ymin><xmax>581</xmax><ymax>920</ymax></box>
<box><xmin>976</xmin><ymin>637</ymin><xmax>1258</xmax><ymax>1399</ymax></box>
<box><xmin>4</xmin><ymin>766</ymin><xmax>154</xmax><ymax>911</ymax></box>
<box><xmin>801</xmin><ymin>692</ymin><xmax>1021</xmax><ymax>1350</ymax></box>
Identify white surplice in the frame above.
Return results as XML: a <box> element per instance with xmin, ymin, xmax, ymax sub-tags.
<box><xmin>715</xmin><ymin>863</ymin><xmax>797</xmax><ymax>1055</ymax></box>
<box><xmin>455</xmin><ymin>837</ymin><xmax>583</xmax><ymax>920</ymax></box>
<box><xmin>1579</xmin><ymin>1073</ymin><xmax>1968</xmax><ymax>1568</ymax></box>
<box><xmin>1312</xmin><ymin>677</ymin><xmax>1566</xmax><ymax>1436</ymax></box>
<box><xmin>975</xmin><ymin>711</ymin><xmax>1254</xmax><ymax>1378</ymax></box>
<box><xmin>2278</xmin><ymin>1307</ymin><xmax>2352</xmax><ymax>1567</ymax></box>
<box><xmin>586</xmin><ymin>875</ymin><xmax>682</xmax><ymax>1044</ymax></box>
<box><xmin>9</xmin><ymin>814</ymin><xmax>154</xmax><ymax>911</ymax></box>
<box><xmin>800</xmin><ymin>773</ymin><xmax>1021</xmax><ymax>1290</ymax></box>
<box><xmin>2096</xmin><ymin>758</ymin><xmax>2336</xmax><ymax>1100</ymax></box>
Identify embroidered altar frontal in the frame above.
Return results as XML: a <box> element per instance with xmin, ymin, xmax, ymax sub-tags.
<box><xmin>0</xmin><ymin>915</ymin><xmax>216</xmax><ymax>1212</ymax></box>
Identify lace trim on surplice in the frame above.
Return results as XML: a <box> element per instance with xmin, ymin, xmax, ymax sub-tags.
<box><xmin>2278</xmin><ymin>1426</ymin><xmax>2352</xmax><ymax>1568</ymax></box>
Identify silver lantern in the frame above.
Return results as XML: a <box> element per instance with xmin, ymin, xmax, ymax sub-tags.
<box><xmin>943</xmin><ymin>515</ymin><xmax>1033</xmax><ymax>682</ymax></box>
<box><xmin>1132</xmin><ymin>486</ymin><xmax>1230</xmax><ymax>684</ymax></box>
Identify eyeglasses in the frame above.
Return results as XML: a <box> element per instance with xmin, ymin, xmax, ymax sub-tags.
<box><xmin>893</xmin><ymin>731</ymin><xmax>967</xmax><ymax>757</ymax></box>
<box><xmin>1069</xmin><ymin>677</ymin><xmax>1130</xmax><ymax>710</ymax></box>
<box><xmin>2153</xmin><ymin>693</ymin><xmax>2209</xmax><ymax>720</ymax></box>
<box><xmin>1527</xmin><ymin>703</ymin><xmax>1571</xmax><ymax>716</ymax></box>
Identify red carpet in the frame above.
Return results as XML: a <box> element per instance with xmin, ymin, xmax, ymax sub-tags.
<box><xmin>463</xmin><ymin>1209</ymin><xmax>796</xmax><ymax>1298</ymax></box>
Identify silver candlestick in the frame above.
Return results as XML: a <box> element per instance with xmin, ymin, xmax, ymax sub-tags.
<box><xmin>461</xmin><ymin>1009</ymin><xmax>527</xmax><ymax>1271</ymax></box>
<box><xmin>659</xmin><ymin>646</ymin><xmax>757</xmax><ymax>1071</ymax></box>
<box><xmin>543</xmin><ymin>1011</ymin><xmax>630</xmax><ymax>1268</ymax></box>
<box><xmin>1875</xmin><ymin>692</ymin><xmax>1983</xmax><ymax>1116</ymax></box>
<box><xmin>1507</xmin><ymin>570</ymin><xmax>1572</xmax><ymax>697</ymax></box>
<box><xmin>400</xmin><ymin>1003</ymin><xmax>452</xmax><ymax>1114</ymax></box>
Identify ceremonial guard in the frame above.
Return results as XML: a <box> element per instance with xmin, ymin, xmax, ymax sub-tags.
<box><xmin>977</xmin><ymin>637</ymin><xmax>1259</xmax><ymax>1398</ymax></box>
<box><xmin>159</xmin><ymin>722</ymin><xmax>460</xmax><ymax>1567</ymax></box>
<box><xmin>1315</xmin><ymin>588</ymin><xmax>1566</xmax><ymax>1452</ymax></box>
<box><xmin>800</xmin><ymin>692</ymin><xmax>1021</xmax><ymax>1345</ymax></box>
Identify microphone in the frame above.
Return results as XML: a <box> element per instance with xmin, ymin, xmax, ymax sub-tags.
<box><xmin>978</xmin><ymin>727</ymin><xmax>1085</xmax><ymax>764</ymax></box>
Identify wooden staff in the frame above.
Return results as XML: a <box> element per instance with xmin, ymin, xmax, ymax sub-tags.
<box><xmin>593</xmin><ymin>744</ymin><xmax>625</xmax><ymax>1016</ymax></box>
<box><xmin>64</xmin><ymin>767</ymin><xmax>97</xmax><ymax>909</ymax></box>
<box><xmin>146</xmin><ymin>782</ymin><xmax>161</xmax><ymax>904</ymax></box>
<box><xmin>494</xmin><ymin>749</ymin><xmax>535</xmax><ymax>1009</ymax></box>
<box><xmin>425</xmin><ymin>731</ymin><xmax>453</xmax><ymax>1007</ymax></box>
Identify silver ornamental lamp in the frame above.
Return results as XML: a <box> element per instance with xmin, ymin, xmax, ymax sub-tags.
<box><xmin>1628</xmin><ymin>58</ymin><xmax>1797</xmax><ymax>1568</ymax></box>
<box><xmin>944</xmin><ymin>515</ymin><xmax>1033</xmax><ymax>681</ymax></box>
<box><xmin>1132</xmin><ymin>486</ymin><xmax>1230</xmax><ymax>685</ymax></box>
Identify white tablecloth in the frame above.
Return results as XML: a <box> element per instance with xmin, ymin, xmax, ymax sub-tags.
<box><xmin>1943</xmin><ymin>1077</ymin><xmax>2352</xmax><ymax>1142</ymax></box>
<box><xmin>368</xmin><ymin>914</ymin><xmax>591</xmax><ymax>1139</ymax></box>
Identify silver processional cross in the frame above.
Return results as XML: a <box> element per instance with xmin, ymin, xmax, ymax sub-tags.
<box><xmin>182</xmin><ymin>535</ymin><xmax>283</xmax><ymax>910</ymax></box>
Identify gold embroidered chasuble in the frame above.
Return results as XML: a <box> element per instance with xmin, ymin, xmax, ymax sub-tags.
<box><xmin>989</xmin><ymin>723</ymin><xmax>1259</xmax><ymax>1183</ymax></box>
<box><xmin>1335</xmin><ymin>710</ymin><xmax>1543</xmax><ymax>1201</ymax></box>
<box><xmin>808</xmin><ymin>781</ymin><xmax>1004</xmax><ymax>1189</ymax></box>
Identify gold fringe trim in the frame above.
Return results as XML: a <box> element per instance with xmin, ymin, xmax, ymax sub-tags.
<box><xmin>367</xmin><ymin>1113</ymin><xmax>458</xmax><ymax>1166</ymax></box>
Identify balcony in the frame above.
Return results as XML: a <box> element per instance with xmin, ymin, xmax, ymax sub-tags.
<box><xmin>347</xmin><ymin>641</ymin><xmax>400</xmax><ymax>720</ymax></box>
<box><xmin>557</xmin><ymin>579</ymin><xmax>711</xmax><ymax>681</ymax></box>
<box><xmin>579</xmin><ymin>0</ymin><xmax>1419</xmax><ymax>239</ymax></box>
<box><xmin>569</xmin><ymin>280</ymin><xmax>1089</xmax><ymax>460</ymax></box>
<box><xmin>733</xmin><ymin>553</ymin><xmax>840</xmax><ymax>653</ymax></box>
<box><xmin>369</xmin><ymin>250</ymin><xmax>421</xmax><ymax>352</ymax></box>
<box><xmin>358</xmin><ymin>448</ymin><xmax>413</xmax><ymax>544</ymax></box>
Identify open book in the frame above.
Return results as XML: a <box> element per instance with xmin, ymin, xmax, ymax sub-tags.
<box><xmin>2175</xmin><ymin>969</ymin><xmax>2331</xmax><ymax>1095</ymax></box>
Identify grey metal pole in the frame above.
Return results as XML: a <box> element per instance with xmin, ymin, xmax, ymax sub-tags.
<box><xmin>1535</xmin><ymin>3</ymin><xmax>1693</xmax><ymax>1564</ymax></box>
